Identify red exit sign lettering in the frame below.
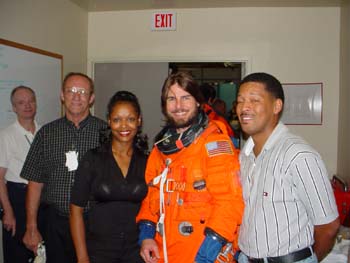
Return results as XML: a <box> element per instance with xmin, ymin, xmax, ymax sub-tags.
<box><xmin>151</xmin><ymin>11</ymin><xmax>176</xmax><ymax>31</ymax></box>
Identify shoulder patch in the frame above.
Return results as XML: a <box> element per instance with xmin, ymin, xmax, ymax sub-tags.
<box><xmin>205</xmin><ymin>140</ymin><xmax>233</xmax><ymax>157</ymax></box>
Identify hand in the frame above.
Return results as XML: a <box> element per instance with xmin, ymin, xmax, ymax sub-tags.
<box><xmin>2</xmin><ymin>209</ymin><xmax>16</xmax><ymax>237</ymax></box>
<box><xmin>140</xmin><ymin>239</ymin><xmax>160</xmax><ymax>263</ymax></box>
<box><xmin>23</xmin><ymin>227</ymin><xmax>43</xmax><ymax>254</ymax></box>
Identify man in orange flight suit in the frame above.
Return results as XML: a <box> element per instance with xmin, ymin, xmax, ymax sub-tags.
<box><xmin>137</xmin><ymin>72</ymin><xmax>244</xmax><ymax>263</ymax></box>
<box><xmin>199</xmin><ymin>83</ymin><xmax>235</xmax><ymax>139</ymax></box>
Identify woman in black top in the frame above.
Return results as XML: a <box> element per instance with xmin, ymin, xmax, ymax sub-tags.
<box><xmin>70</xmin><ymin>91</ymin><xmax>148</xmax><ymax>263</ymax></box>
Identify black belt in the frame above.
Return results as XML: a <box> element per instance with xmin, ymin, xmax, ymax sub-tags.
<box><xmin>248</xmin><ymin>247</ymin><xmax>312</xmax><ymax>263</ymax></box>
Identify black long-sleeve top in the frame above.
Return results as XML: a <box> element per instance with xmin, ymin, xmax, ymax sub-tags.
<box><xmin>71</xmin><ymin>142</ymin><xmax>148</xmax><ymax>237</ymax></box>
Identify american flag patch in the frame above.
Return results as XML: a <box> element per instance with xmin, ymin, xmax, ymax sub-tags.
<box><xmin>205</xmin><ymin>141</ymin><xmax>233</xmax><ymax>157</ymax></box>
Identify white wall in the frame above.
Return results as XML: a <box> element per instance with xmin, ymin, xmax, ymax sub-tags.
<box><xmin>88</xmin><ymin>7</ymin><xmax>340</xmax><ymax>176</ymax></box>
<box><xmin>338</xmin><ymin>2</ymin><xmax>350</xmax><ymax>181</ymax></box>
<box><xmin>0</xmin><ymin>0</ymin><xmax>88</xmax><ymax>75</ymax></box>
<box><xmin>0</xmin><ymin>1</ymin><xmax>88</xmax><ymax>261</ymax></box>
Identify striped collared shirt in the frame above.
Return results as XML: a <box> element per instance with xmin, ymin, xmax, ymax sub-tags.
<box><xmin>238</xmin><ymin>122</ymin><xmax>338</xmax><ymax>258</ymax></box>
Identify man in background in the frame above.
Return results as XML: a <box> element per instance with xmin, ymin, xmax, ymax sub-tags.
<box><xmin>236</xmin><ymin>72</ymin><xmax>339</xmax><ymax>263</ymax></box>
<box><xmin>21</xmin><ymin>72</ymin><xmax>107</xmax><ymax>263</ymax></box>
<box><xmin>200</xmin><ymin>83</ymin><xmax>237</xmax><ymax>147</ymax></box>
<box><xmin>212</xmin><ymin>98</ymin><xmax>227</xmax><ymax>117</ymax></box>
<box><xmin>0</xmin><ymin>86</ymin><xmax>40</xmax><ymax>263</ymax></box>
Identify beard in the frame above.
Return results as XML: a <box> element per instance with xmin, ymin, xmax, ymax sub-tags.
<box><xmin>166</xmin><ymin>107</ymin><xmax>198</xmax><ymax>129</ymax></box>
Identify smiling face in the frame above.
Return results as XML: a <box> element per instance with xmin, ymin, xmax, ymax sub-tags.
<box><xmin>108</xmin><ymin>102</ymin><xmax>141</xmax><ymax>144</ymax></box>
<box><xmin>12</xmin><ymin>88</ymin><xmax>37</xmax><ymax>121</ymax></box>
<box><xmin>165</xmin><ymin>83</ymin><xmax>199</xmax><ymax>133</ymax></box>
<box><xmin>236</xmin><ymin>81</ymin><xmax>282</xmax><ymax>144</ymax></box>
<box><xmin>60</xmin><ymin>75</ymin><xmax>95</xmax><ymax>121</ymax></box>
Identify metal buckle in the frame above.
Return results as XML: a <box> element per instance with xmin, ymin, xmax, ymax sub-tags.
<box><xmin>217</xmin><ymin>243</ymin><xmax>235</xmax><ymax>263</ymax></box>
<box><xmin>166</xmin><ymin>178</ymin><xmax>175</xmax><ymax>192</ymax></box>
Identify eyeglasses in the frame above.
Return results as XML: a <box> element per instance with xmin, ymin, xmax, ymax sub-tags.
<box><xmin>65</xmin><ymin>86</ymin><xmax>91</xmax><ymax>97</ymax></box>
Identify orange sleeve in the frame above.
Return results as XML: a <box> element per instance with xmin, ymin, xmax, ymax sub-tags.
<box><xmin>203</xmin><ymin>134</ymin><xmax>244</xmax><ymax>242</ymax></box>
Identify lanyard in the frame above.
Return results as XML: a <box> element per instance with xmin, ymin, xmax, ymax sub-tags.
<box><xmin>24</xmin><ymin>134</ymin><xmax>32</xmax><ymax>146</ymax></box>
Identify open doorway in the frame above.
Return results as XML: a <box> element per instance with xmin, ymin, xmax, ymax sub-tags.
<box><xmin>93</xmin><ymin>61</ymin><xmax>245</xmax><ymax>146</ymax></box>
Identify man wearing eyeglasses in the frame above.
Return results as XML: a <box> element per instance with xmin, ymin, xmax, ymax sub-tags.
<box><xmin>0</xmin><ymin>86</ymin><xmax>40</xmax><ymax>263</ymax></box>
<box><xmin>21</xmin><ymin>72</ymin><xmax>107</xmax><ymax>263</ymax></box>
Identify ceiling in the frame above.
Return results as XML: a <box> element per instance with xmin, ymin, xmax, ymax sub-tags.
<box><xmin>70</xmin><ymin>0</ymin><xmax>346</xmax><ymax>12</ymax></box>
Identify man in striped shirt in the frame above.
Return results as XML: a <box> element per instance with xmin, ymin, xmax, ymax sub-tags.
<box><xmin>236</xmin><ymin>72</ymin><xmax>339</xmax><ymax>263</ymax></box>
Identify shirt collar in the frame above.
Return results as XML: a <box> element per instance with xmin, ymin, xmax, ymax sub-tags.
<box><xmin>243</xmin><ymin>122</ymin><xmax>288</xmax><ymax>157</ymax></box>
<box><xmin>64</xmin><ymin>114</ymin><xmax>92</xmax><ymax>129</ymax></box>
<box><xmin>14</xmin><ymin>119</ymin><xmax>39</xmax><ymax>135</ymax></box>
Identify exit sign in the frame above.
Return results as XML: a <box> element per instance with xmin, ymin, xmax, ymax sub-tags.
<box><xmin>151</xmin><ymin>11</ymin><xmax>176</xmax><ymax>31</ymax></box>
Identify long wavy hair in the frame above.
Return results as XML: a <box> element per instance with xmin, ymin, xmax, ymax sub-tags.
<box><xmin>161</xmin><ymin>71</ymin><xmax>205</xmax><ymax>118</ymax></box>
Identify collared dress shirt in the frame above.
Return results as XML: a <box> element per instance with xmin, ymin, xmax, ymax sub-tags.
<box><xmin>0</xmin><ymin>120</ymin><xmax>40</xmax><ymax>184</ymax></box>
<box><xmin>238</xmin><ymin>122</ymin><xmax>338</xmax><ymax>258</ymax></box>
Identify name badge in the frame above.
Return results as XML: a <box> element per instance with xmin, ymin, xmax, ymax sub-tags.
<box><xmin>65</xmin><ymin>151</ymin><xmax>79</xmax><ymax>171</ymax></box>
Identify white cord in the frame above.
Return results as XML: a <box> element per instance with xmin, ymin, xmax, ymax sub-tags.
<box><xmin>152</xmin><ymin>158</ymin><xmax>171</xmax><ymax>263</ymax></box>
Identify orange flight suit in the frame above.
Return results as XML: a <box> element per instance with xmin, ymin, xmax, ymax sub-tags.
<box><xmin>203</xmin><ymin>103</ymin><xmax>235</xmax><ymax>138</ymax></box>
<box><xmin>136</xmin><ymin>120</ymin><xmax>244</xmax><ymax>263</ymax></box>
